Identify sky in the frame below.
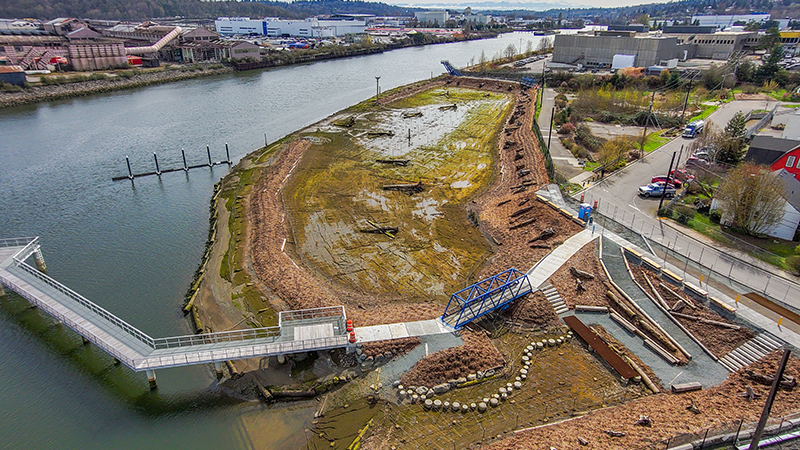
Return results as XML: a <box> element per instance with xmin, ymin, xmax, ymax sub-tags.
<box><xmin>390</xmin><ymin>0</ymin><xmax>673</xmax><ymax>11</ymax></box>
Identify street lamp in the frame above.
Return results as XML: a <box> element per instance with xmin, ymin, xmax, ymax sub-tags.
<box><xmin>375</xmin><ymin>76</ymin><xmax>381</xmax><ymax>104</ymax></box>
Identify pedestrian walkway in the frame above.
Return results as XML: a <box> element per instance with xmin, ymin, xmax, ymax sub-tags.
<box><xmin>526</xmin><ymin>228</ymin><xmax>598</xmax><ymax>288</ymax></box>
<box><xmin>541</xmin><ymin>282</ymin><xmax>569</xmax><ymax>315</ymax></box>
<box><xmin>719</xmin><ymin>334</ymin><xmax>783</xmax><ymax>373</ymax></box>
<box><xmin>537</xmin><ymin>88</ymin><xmax>583</xmax><ymax>180</ymax></box>
<box><xmin>357</xmin><ymin>319</ymin><xmax>453</xmax><ymax>343</ymax></box>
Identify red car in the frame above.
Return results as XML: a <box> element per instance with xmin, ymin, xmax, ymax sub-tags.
<box><xmin>651</xmin><ymin>176</ymin><xmax>682</xmax><ymax>188</ymax></box>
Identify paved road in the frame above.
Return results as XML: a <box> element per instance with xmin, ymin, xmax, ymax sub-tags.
<box><xmin>579</xmin><ymin>99</ymin><xmax>780</xmax><ymax>218</ymax></box>
<box><xmin>538</xmin><ymin>87</ymin><xmax>584</xmax><ymax>180</ymax></box>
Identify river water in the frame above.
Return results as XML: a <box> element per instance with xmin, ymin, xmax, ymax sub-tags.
<box><xmin>0</xmin><ymin>32</ymin><xmax>543</xmax><ymax>449</ymax></box>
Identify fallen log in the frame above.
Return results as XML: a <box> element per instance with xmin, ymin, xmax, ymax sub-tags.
<box><xmin>670</xmin><ymin>311</ymin><xmax>741</xmax><ymax>330</ymax></box>
<box><xmin>517</xmin><ymin>169</ymin><xmax>531</xmax><ymax>178</ymax></box>
<box><xmin>570</xmin><ymin>266</ymin><xmax>595</xmax><ymax>280</ymax></box>
<box><xmin>510</xmin><ymin>206</ymin><xmax>534</xmax><ymax>218</ymax></box>
<box><xmin>270</xmin><ymin>389</ymin><xmax>317</xmax><ymax>399</ymax></box>
<box><xmin>530</xmin><ymin>244</ymin><xmax>550</xmax><ymax>249</ymax></box>
<box><xmin>497</xmin><ymin>199</ymin><xmax>512</xmax><ymax>207</ymax></box>
<box><xmin>514</xmin><ymin>152</ymin><xmax>524</xmax><ymax>161</ymax></box>
<box><xmin>509</xmin><ymin>181</ymin><xmax>535</xmax><ymax>190</ymax></box>
<box><xmin>367</xmin><ymin>131</ymin><xmax>395</xmax><ymax>138</ymax></box>
<box><xmin>439</xmin><ymin>104</ymin><xmax>457</xmax><ymax>111</ymax></box>
<box><xmin>334</xmin><ymin>116</ymin><xmax>355</xmax><ymax>127</ymax></box>
<box><xmin>510</xmin><ymin>217</ymin><xmax>536</xmax><ymax>230</ymax></box>
<box><xmin>606</xmin><ymin>291</ymin><xmax>637</xmax><ymax>320</ymax></box>
<box><xmin>517</xmin><ymin>198</ymin><xmax>529</xmax><ymax>207</ymax></box>
<box><xmin>643</xmin><ymin>274</ymin><xmax>669</xmax><ymax>310</ymax></box>
<box><xmin>402</xmin><ymin>111</ymin><xmax>422</xmax><ymax>118</ymax></box>
<box><xmin>745</xmin><ymin>369</ymin><xmax>796</xmax><ymax>390</ymax></box>
<box><xmin>383</xmin><ymin>182</ymin><xmax>424</xmax><ymax>194</ymax></box>
<box><xmin>660</xmin><ymin>283</ymin><xmax>696</xmax><ymax>309</ymax></box>
<box><xmin>376</xmin><ymin>159</ymin><xmax>409</xmax><ymax>166</ymax></box>
<box><xmin>528</xmin><ymin>227</ymin><xmax>555</xmax><ymax>243</ymax></box>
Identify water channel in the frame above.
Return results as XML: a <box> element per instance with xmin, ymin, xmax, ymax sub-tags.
<box><xmin>0</xmin><ymin>32</ymin><xmax>545</xmax><ymax>449</ymax></box>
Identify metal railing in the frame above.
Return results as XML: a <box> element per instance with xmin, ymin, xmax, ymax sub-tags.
<box><xmin>0</xmin><ymin>271</ymin><xmax>138</xmax><ymax>369</ymax></box>
<box><xmin>279</xmin><ymin>305</ymin><xmax>345</xmax><ymax>324</ymax></box>
<box><xmin>574</xmin><ymin>194</ymin><xmax>800</xmax><ymax>313</ymax></box>
<box><xmin>0</xmin><ymin>237</ymin><xmax>36</xmax><ymax>248</ymax></box>
<box><xmin>12</xmin><ymin>260</ymin><xmax>156</xmax><ymax>348</ymax></box>
<box><xmin>152</xmin><ymin>326</ymin><xmax>282</xmax><ymax>350</ymax></box>
<box><xmin>11</xmin><ymin>237</ymin><xmax>40</xmax><ymax>263</ymax></box>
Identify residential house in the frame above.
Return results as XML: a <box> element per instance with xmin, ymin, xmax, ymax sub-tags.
<box><xmin>743</xmin><ymin>135</ymin><xmax>800</xmax><ymax>176</ymax></box>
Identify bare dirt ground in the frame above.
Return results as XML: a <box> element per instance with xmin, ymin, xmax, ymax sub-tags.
<box><xmin>487</xmin><ymin>351</ymin><xmax>800</xmax><ymax>450</ymax></box>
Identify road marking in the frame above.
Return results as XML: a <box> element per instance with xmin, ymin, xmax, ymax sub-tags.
<box><xmin>629</xmin><ymin>204</ymin><xmax>640</xmax><ymax>212</ymax></box>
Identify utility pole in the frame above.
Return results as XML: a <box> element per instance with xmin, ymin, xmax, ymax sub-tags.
<box><xmin>658</xmin><ymin>151</ymin><xmax>677</xmax><ymax>212</ymax></box>
<box><xmin>681</xmin><ymin>79</ymin><xmax>693</xmax><ymax>122</ymax></box>
<box><xmin>375</xmin><ymin>76</ymin><xmax>381</xmax><ymax>104</ymax></box>
<box><xmin>749</xmin><ymin>350</ymin><xmax>792</xmax><ymax>450</ymax></box>
<box><xmin>640</xmin><ymin>90</ymin><xmax>656</xmax><ymax>159</ymax></box>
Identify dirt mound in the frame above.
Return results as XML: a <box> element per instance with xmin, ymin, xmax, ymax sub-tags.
<box><xmin>400</xmin><ymin>330</ymin><xmax>504</xmax><ymax>387</ymax></box>
<box><xmin>361</xmin><ymin>337</ymin><xmax>421</xmax><ymax>358</ymax></box>
<box><xmin>502</xmin><ymin>291</ymin><xmax>559</xmax><ymax>328</ymax></box>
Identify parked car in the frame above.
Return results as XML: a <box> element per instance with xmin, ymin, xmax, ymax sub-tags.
<box><xmin>638</xmin><ymin>182</ymin><xmax>676</xmax><ymax>198</ymax></box>
<box><xmin>651</xmin><ymin>176</ymin><xmax>682</xmax><ymax>188</ymax></box>
<box><xmin>686</xmin><ymin>156</ymin><xmax>710</xmax><ymax>168</ymax></box>
<box><xmin>670</xmin><ymin>168</ymin><xmax>695</xmax><ymax>183</ymax></box>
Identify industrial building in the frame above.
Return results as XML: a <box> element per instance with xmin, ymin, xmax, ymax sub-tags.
<box><xmin>691</xmin><ymin>13</ymin><xmax>771</xmax><ymax>28</ymax></box>
<box><xmin>669</xmin><ymin>31</ymin><xmax>759</xmax><ymax>59</ymax></box>
<box><xmin>552</xmin><ymin>33</ymin><xmax>689</xmax><ymax>68</ymax></box>
<box><xmin>414</xmin><ymin>11</ymin><xmax>449</xmax><ymax>26</ymax></box>
<box><xmin>214</xmin><ymin>16</ymin><xmax>366</xmax><ymax>37</ymax></box>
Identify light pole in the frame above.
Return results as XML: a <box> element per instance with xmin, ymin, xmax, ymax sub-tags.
<box><xmin>375</xmin><ymin>76</ymin><xmax>381</xmax><ymax>104</ymax></box>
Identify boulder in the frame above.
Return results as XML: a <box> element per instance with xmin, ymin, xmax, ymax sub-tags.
<box><xmin>490</xmin><ymin>398</ymin><xmax>499</xmax><ymax>407</ymax></box>
<box><xmin>478</xmin><ymin>402</ymin><xmax>487</xmax><ymax>412</ymax></box>
<box><xmin>433</xmin><ymin>383</ymin><xmax>451</xmax><ymax>394</ymax></box>
<box><xmin>467</xmin><ymin>374</ymin><xmax>477</xmax><ymax>382</ymax></box>
<box><xmin>416</xmin><ymin>386</ymin><xmax>429</xmax><ymax>396</ymax></box>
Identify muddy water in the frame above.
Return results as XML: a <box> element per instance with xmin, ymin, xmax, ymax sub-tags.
<box><xmin>287</xmin><ymin>88</ymin><xmax>512</xmax><ymax>299</ymax></box>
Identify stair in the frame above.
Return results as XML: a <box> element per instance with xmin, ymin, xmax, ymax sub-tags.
<box><xmin>718</xmin><ymin>334</ymin><xmax>782</xmax><ymax>373</ymax></box>
<box><xmin>541</xmin><ymin>283</ymin><xmax>569</xmax><ymax>315</ymax></box>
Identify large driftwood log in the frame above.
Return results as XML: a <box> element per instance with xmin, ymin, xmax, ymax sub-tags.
<box><xmin>510</xmin><ymin>218</ymin><xmax>536</xmax><ymax>230</ymax></box>
<box><xmin>510</xmin><ymin>206</ymin><xmax>534</xmax><ymax>218</ymax></box>
<box><xmin>570</xmin><ymin>266</ymin><xmax>595</xmax><ymax>280</ymax></box>
<box><xmin>528</xmin><ymin>227</ymin><xmax>555</xmax><ymax>243</ymax></box>
<box><xmin>745</xmin><ymin>369</ymin><xmax>797</xmax><ymax>390</ymax></box>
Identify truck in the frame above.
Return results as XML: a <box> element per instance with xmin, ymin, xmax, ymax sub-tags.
<box><xmin>638</xmin><ymin>182</ymin><xmax>676</xmax><ymax>198</ymax></box>
<box><xmin>682</xmin><ymin>120</ymin><xmax>704</xmax><ymax>138</ymax></box>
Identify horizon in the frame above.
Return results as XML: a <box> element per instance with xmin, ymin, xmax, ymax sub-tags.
<box><xmin>385</xmin><ymin>0</ymin><xmax>675</xmax><ymax>11</ymax></box>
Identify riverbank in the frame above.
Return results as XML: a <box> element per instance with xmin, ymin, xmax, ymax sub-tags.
<box><xmin>0</xmin><ymin>31</ymin><xmax>508</xmax><ymax>110</ymax></box>
<box><xmin>0</xmin><ymin>65</ymin><xmax>234</xmax><ymax>108</ymax></box>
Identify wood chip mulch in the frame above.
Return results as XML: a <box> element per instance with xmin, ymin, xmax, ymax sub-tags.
<box><xmin>502</xmin><ymin>291</ymin><xmax>560</xmax><ymax>328</ymax></box>
<box><xmin>399</xmin><ymin>330</ymin><xmax>505</xmax><ymax>387</ymax></box>
<box><xmin>489</xmin><ymin>351</ymin><xmax>800</xmax><ymax>450</ymax></box>
<box><xmin>546</xmin><ymin>240</ymin><xmax>608</xmax><ymax>308</ymax></box>
<box><xmin>360</xmin><ymin>337</ymin><xmax>421</xmax><ymax>358</ymax></box>
<box><xmin>635</xmin><ymin>267</ymin><xmax>755</xmax><ymax>358</ymax></box>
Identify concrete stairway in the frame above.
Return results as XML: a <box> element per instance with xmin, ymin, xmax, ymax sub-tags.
<box><xmin>719</xmin><ymin>334</ymin><xmax>782</xmax><ymax>373</ymax></box>
<box><xmin>541</xmin><ymin>283</ymin><xmax>569</xmax><ymax>315</ymax></box>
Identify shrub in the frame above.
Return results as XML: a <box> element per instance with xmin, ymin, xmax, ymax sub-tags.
<box><xmin>709</xmin><ymin>209</ymin><xmax>722</xmax><ymax>223</ymax></box>
<box><xmin>786</xmin><ymin>255</ymin><xmax>800</xmax><ymax>275</ymax></box>
<box><xmin>674</xmin><ymin>205</ymin><xmax>695</xmax><ymax>224</ymax></box>
<box><xmin>658</xmin><ymin>207</ymin><xmax>672</xmax><ymax>218</ymax></box>
<box><xmin>557</xmin><ymin>122</ymin><xmax>575</xmax><ymax>134</ymax></box>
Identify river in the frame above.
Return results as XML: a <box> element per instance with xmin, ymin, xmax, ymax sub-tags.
<box><xmin>0</xmin><ymin>31</ymin><xmax>544</xmax><ymax>449</ymax></box>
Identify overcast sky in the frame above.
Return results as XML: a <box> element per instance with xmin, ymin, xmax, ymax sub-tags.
<box><xmin>390</xmin><ymin>0</ymin><xmax>672</xmax><ymax>11</ymax></box>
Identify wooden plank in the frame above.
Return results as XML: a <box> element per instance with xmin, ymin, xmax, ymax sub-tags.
<box><xmin>671</xmin><ymin>382</ymin><xmax>703</xmax><ymax>393</ymax></box>
<box><xmin>563</xmin><ymin>316</ymin><xmax>637</xmax><ymax>379</ymax></box>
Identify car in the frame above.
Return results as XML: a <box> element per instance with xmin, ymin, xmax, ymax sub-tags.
<box><xmin>670</xmin><ymin>168</ymin><xmax>695</xmax><ymax>183</ymax></box>
<box><xmin>686</xmin><ymin>156</ymin><xmax>710</xmax><ymax>168</ymax></box>
<box><xmin>651</xmin><ymin>176</ymin><xmax>682</xmax><ymax>188</ymax></box>
<box><xmin>638</xmin><ymin>182</ymin><xmax>676</xmax><ymax>198</ymax></box>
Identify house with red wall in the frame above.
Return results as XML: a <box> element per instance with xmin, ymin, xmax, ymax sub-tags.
<box><xmin>744</xmin><ymin>136</ymin><xmax>800</xmax><ymax>175</ymax></box>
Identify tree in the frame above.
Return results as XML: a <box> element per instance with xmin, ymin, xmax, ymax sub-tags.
<box><xmin>714</xmin><ymin>164</ymin><xmax>786</xmax><ymax>236</ymax></box>
<box><xmin>598</xmin><ymin>136</ymin><xmax>634</xmax><ymax>167</ymax></box>
<box><xmin>635</xmin><ymin>13</ymin><xmax>650</xmax><ymax>25</ymax></box>
<box><xmin>478</xmin><ymin>50</ymin><xmax>487</xmax><ymax>72</ymax></box>
<box><xmin>725</xmin><ymin>111</ymin><xmax>747</xmax><ymax>141</ymax></box>
<box><xmin>761</xmin><ymin>27</ymin><xmax>782</xmax><ymax>50</ymax></box>
<box><xmin>537</xmin><ymin>37</ymin><xmax>552</xmax><ymax>53</ymax></box>
<box><xmin>744</xmin><ymin>20</ymin><xmax>761</xmax><ymax>31</ymax></box>
<box><xmin>504</xmin><ymin>44</ymin><xmax>517</xmax><ymax>60</ymax></box>
<box><xmin>755</xmin><ymin>44</ymin><xmax>784</xmax><ymax>83</ymax></box>
<box><xmin>736</xmin><ymin>59</ymin><xmax>755</xmax><ymax>83</ymax></box>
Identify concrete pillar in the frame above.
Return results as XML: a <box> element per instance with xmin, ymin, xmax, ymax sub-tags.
<box><xmin>82</xmin><ymin>336</ymin><xmax>90</xmax><ymax>345</ymax></box>
<box><xmin>33</xmin><ymin>249</ymin><xmax>47</xmax><ymax>273</ymax></box>
<box><xmin>277</xmin><ymin>354</ymin><xmax>286</xmax><ymax>364</ymax></box>
<box><xmin>146</xmin><ymin>370</ymin><xmax>157</xmax><ymax>390</ymax></box>
<box><xmin>214</xmin><ymin>361</ymin><xmax>224</xmax><ymax>379</ymax></box>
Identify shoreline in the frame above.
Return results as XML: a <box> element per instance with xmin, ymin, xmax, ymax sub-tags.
<box><xmin>0</xmin><ymin>31</ymin><xmax>507</xmax><ymax>110</ymax></box>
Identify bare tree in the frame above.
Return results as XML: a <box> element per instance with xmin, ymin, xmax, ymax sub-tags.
<box><xmin>478</xmin><ymin>50</ymin><xmax>487</xmax><ymax>72</ymax></box>
<box><xmin>537</xmin><ymin>37</ymin><xmax>553</xmax><ymax>53</ymax></box>
<box><xmin>714</xmin><ymin>164</ymin><xmax>786</xmax><ymax>236</ymax></box>
<box><xmin>504</xmin><ymin>44</ymin><xmax>517</xmax><ymax>60</ymax></box>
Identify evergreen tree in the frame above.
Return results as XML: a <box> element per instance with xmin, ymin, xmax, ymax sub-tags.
<box><xmin>725</xmin><ymin>111</ymin><xmax>747</xmax><ymax>141</ymax></box>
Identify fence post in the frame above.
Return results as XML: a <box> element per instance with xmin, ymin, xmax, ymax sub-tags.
<box><xmin>700</xmin><ymin>428</ymin><xmax>709</xmax><ymax>449</ymax></box>
<box><xmin>735</xmin><ymin>417</ymin><xmax>744</xmax><ymax>444</ymax></box>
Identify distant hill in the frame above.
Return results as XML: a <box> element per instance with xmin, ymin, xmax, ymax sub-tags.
<box><xmin>0</xmin><ymin>0</ymin><xmax>419</xmax><ymax>22</ymax></box>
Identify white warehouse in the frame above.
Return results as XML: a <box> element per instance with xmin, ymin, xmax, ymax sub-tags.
<box><xmin>215</xmin><ymin>17</ymin><xmax>366</xmax><ymax>37</ymax></box>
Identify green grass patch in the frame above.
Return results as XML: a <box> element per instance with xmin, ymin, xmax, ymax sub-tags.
<box><xmin>583</xmin><ymin>161</ymin><xmax>600</xmax><ymax>172</ymax></box>
<box><xmin>642</xmin><ymin>132</ymin><xmax>670</xmax><ymax>153</ymax></box>
<box><xmin>688</xmin><ymin>104</ymin><xmax>719</xmax><ymax>122</ymax></box>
